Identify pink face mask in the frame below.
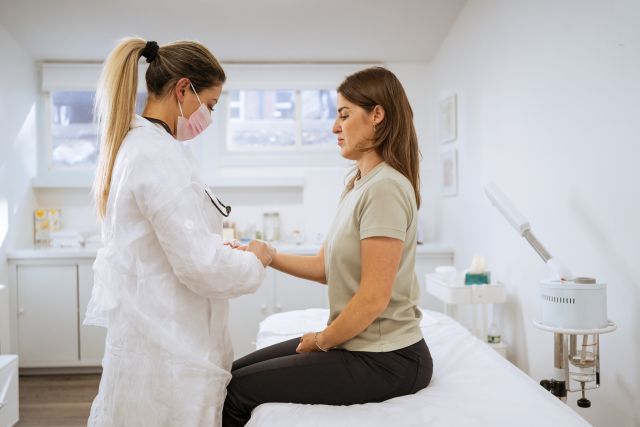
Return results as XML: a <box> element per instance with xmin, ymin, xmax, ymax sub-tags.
<box><xmin>176</xmin><ymin>82</ymin><xmax>212</xmax><ymax>141</ymax></box>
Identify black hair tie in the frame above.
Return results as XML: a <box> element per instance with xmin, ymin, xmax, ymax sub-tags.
<box><xmin>141</xmin><ymin>41</ymin><xmax>159</xmax><ymax>63</ymax></box>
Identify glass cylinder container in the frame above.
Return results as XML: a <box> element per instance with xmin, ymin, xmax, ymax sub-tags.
<box><xmin>263</xmin><ymin>212</ymin><xmax>280</xmax><ymax>242</ymax></box>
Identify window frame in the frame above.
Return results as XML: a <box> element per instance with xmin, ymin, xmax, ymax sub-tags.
<box><xmin>35</xmin><ymin>63</ymin><xmax>150</xmax><ymax>186</ymax></box>
<box><xmin>46</xmin><ymin>90</ymin><xmax>100</xmax><ymax>171</ymax></box>
<box><xmin>223</xmin><ymin>88</ymin><xmax>339</xmax><ymax>153</ymax></box>
<box><xmin>206</xmin><ymin>63</ymin><xmax>372</xmax><ymax>169</ymax></box>
<box><xmin>35</xmin><ymin>63</ymin><xmax>376</xmax><ymax>187</ymax></box>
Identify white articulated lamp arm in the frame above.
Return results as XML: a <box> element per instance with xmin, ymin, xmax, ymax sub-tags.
<box><xmin>485</xmin><ymin>182</ymin><xmax>531</xmax><ymax>235</ymax></box>
<box><xmin>484</xmin><ymin>182</ymin><xmax>573</xmax><ymax>281</ymax></box>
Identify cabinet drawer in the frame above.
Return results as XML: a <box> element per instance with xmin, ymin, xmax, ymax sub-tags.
<box><xmin>17</xmin><ymin>265</ymin><xmax>79</xmax><ymax>366</ymax></box>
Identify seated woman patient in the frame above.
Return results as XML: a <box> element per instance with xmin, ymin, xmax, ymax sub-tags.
<box><xmin>223</xmin><ymin>67</ymin><xmax>433</xmax><ymax>426</ymax></box>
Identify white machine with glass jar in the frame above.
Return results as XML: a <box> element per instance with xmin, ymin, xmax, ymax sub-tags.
<box><xmin>485</xmin><ymin>183</ymin><xmax>616</xmax><ymax>408</ymax></box>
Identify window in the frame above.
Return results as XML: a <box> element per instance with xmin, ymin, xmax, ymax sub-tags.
<box><xmin>40</xmin><ymin>63</ymin><xmax>367</xmax><ymax>176</ymax></box>
<box><xmin>48</xmin><ymin>91</ymin><xmax>147</xmax><ymax>168</ymax></box>
<box><xmin>226</xmin><ymin>89</ymin><xmax>337</xmax><ymax>151</ymax></box>
<box><xmin>301</xmin><ymin>89</ymin><xmax>338</xmax><ymax>146</ymax></box>
<box><xmin>50</xmin><ymin>91</ymin><xmax>98</xmax><ymax>167</ymax></box>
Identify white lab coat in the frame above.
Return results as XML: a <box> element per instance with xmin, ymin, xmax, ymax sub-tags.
<box><xmin>84</xmin><ymin>115</ymin><xmax>265</xmax><ymax>426</ymax></box>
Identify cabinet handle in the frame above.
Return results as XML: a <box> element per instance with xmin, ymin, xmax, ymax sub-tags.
<box><xmin>260</xmin><ymin>304</ymin><xmax>267</xmax><ymax>312</ymax></box>
<box><xmin>18</xmin><ymin>307</ymin><xmax>24</xmax><ymax>315</ymax></box>
<box><xmin>276</xmin><ymin>304</ymin><xmax>282</xmax><ymax>312</ymax></box>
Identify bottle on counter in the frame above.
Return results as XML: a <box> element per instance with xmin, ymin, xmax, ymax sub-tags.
<box><xmin>487</xmin><ymin>322</ymin><xmax>501</xmax><ymax>344</ymax></box>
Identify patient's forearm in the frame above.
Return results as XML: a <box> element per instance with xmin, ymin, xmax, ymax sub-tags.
<box><xmin>270</xmin><ymin>252</ymin><xmax>326</xmax><ymax>284</ymax></box>
<box><xmin>320</xmin><ymin>291</ymin><xmax>386</xmax><ymax>348</ymax></box>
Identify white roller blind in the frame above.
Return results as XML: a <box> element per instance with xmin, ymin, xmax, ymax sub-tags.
<box><xmin>41</xmin><ymin>62</ymin><xmax>148</xmax><ymax>92</ymax></box>
<box><xmin>218</xmin><ymin>64</ymin><xmax>377</xmax><ymax>90</ymax></box>
<box><xmin>41</xmin><ymin>62</ymin><xmax>375</xmax><ymax>92</ymax></box>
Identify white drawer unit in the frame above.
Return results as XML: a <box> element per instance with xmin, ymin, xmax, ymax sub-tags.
<box><xmin>0</xmin><ymin>355</ymin><xmax>19</xmax><ymax>427</ymax></box>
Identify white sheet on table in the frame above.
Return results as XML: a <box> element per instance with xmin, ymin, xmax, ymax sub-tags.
<box><xmin>248</xmin><ymin>309</ymin><xmax>590</xmax><ymax>427</ymax></box>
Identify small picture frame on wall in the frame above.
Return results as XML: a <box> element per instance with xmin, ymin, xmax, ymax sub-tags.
<box><xmin>439</xmin><ymin>94</ymin><xmax>457</xmax><ymax>143</ymax></box>
<box><xmin>441</xmin><ymin>149</ymin><xmax>458</xmax><ymax>197</ymax></box>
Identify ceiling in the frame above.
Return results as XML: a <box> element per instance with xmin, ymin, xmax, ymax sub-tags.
<box><xmin>0</xmin><ymin>0</ymin><xmax>466</xmax><ymax>63</ymax></box>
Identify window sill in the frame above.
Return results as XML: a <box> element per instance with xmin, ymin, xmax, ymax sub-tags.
<box><xmin>208</xmin><ymin>167</ymin><xmax>306</xmax><ymax>188</ymax></box>
<box><xmin>32</xmin><ymin>174</ymin><xmax>93</xmax><ymax>189</ymax></box>
<box><xmin>32</xmin><ymin>168</ymin><xmax>309</xmax><ymax>189</ymax></box>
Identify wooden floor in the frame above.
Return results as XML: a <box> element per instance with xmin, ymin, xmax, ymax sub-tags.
<box><xmin>16</xmin><ymin>375</ymin><xmax>100</xmax><ymax>427</ymax></box>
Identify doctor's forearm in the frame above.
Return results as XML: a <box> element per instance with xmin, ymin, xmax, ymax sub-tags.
<box><xmin>270</xmin><ymin>253</ymin><xmax>326</xmax><ymax>284</ymax></box>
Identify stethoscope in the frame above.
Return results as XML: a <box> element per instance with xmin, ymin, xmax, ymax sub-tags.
<box><xmin>204</xmin><ymin>187</ymin><xmax>231</xmax><ymax>218</ymax></box>
<box><xmin>141</xmin><ymin>116</ymin><xmax>232</xmax><ymax>218</ymax></box>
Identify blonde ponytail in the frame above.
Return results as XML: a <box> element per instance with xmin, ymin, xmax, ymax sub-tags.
<box><xmin>93</xmin><ymin>37</ymin><xmax>146</xmax><ymax>218</ymax></box>
<box><xmin>92</xmin><ymin>37</ymin><xmax>226</xmax><ymax>218</ymax></box>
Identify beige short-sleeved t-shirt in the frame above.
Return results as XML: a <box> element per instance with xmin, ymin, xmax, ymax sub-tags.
<box><xmin>323</xmin><ymin>162</ymin><xmax>423</xmax><ymax>352</ymax></box>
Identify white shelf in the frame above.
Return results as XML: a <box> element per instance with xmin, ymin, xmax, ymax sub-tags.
<box><xmin>426</xmin><ymin>272</ymin><xmax>508</xmax><ymax>359</ymax></box>
<box><xmin>32</xmin><ymin>175</ymin><xmax>93</xmax><ymax>189</ymax></box>
<box><xmin>209</xmin><ymin>176</ymin><xmax>304</xmax><ymax>188</ymax></box>
<box><xmin>426</xmin><ymin>273</ymin><xmax>506</xmax><ymax>305</ymax></box>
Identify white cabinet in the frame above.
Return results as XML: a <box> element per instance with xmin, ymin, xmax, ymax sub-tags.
<box><xmin>16</xmin><ymin>264</ymin><xmax>79</xmax><ymax>366</ymax></box>
<box><xmin>0</xmin><ymin>285</ymin><xmax>11</xmax><ymax>355</ymax></box>
<box><xmin>8</xmin><ymin>259</ymin><xmax>104</xmax><ymax>368</ymax></box>
<box><xmin>228</xmin><ymin>270</ymin><xmax>329</xmax><ymax>358</ymax></box>
<box><xmin>78</xmin><ymin>263</ymin><xmax>106</xmax><ymax>364</ymax></box>
<box><xmin>274</xmin><ymin>272</ymin><xmax>328</xmax><ymax>313</ymax></box>
<box><xmin>228</xmin><ymin>247</ymin><xmax>453</xmax><ymax>359</ymax></box>
<box><xmin>7</xmin><ymin>245</ymin><xmax>454</xmax><ymax>365</ymax></box>
<box><xmin>228</xmin><ymin>270</ymin><xmax>276</xmax><ymax>358</ymax></box>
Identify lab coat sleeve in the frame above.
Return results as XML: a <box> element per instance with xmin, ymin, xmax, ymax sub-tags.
<box><xmin>129</xmin><ymin>147</ymin><xmax>265</xmax><ymax>299</ymax></box>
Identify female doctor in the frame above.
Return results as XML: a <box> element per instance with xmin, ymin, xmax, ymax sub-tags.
<box><xmin>84</xmin><ymin>38</ymin><xmax>272</xmax><ymax>426</ymax></box>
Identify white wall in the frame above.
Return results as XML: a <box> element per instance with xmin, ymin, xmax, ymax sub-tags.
<box><xmin>0</xmin><ymin>24</ymin><xmax>38</xmax><ymax>286</ymax></box>
<box><xmin>386</xmin><ymin>63</ymin><xmax>439</xmax><ymax>243</ymax></box>
<box><xmin>426</xmin><ymin>1</ymin><xmax>640</xmax><ymax>425</ymax></box>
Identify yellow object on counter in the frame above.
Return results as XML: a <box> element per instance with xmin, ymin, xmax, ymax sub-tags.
<box><xmin>34</xmin><ymin>208</ymin><xmax>61</xmax><ymax>246</ymax></box>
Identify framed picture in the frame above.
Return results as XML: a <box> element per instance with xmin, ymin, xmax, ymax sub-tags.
<box><xmin>441</xmin><ymin>149</ymin><xmax>458</xmax><ymax>197</ymax></box>
<box><xmin>439</xmin><ymin>94</ymin><xmax>457</xmax><ymax>143</ymax></box>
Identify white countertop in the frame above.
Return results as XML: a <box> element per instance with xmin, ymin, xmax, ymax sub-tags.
<box><xmin>7</xmin><ymin>242</ymin><xmax>452</xmax><ymax>260</ymax></box>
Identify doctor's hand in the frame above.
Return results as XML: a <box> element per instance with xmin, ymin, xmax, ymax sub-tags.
<box><xmin>224</xmin><ymin>239</ymin><xmax>242</xmax><ymax>249</ymax></box>
<box><xmin>247</xmin><ymin>240</ymin><xmax>273</xmax><ymax>267</ymax></box>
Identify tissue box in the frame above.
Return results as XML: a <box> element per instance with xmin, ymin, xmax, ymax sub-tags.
<box><xmin>465</xmin><ymin>272</ymin><xmax>491</xmax><ymax>285</ymax></box>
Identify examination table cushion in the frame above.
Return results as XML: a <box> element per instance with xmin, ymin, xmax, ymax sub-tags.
<box><xmin>248</xmin><ymin>308</ymin><xmax>589</xmax><ymax>427</ymax></box>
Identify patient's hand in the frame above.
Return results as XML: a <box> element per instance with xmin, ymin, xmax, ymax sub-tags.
<box><xmin>247</xmin><ymin>240</ymin><xmax>273</xmax><ymax>267</ymax></box>
<box><xmin>296</xmin><ymin>331</ymin><xmax>331</xmax><ymax>353</ymax></box>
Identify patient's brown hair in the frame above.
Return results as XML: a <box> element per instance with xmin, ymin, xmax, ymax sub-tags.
<box><xmin>338</xmin><ymin>67</ymin><xmax>421</xmax><ymax>208</ymax></box>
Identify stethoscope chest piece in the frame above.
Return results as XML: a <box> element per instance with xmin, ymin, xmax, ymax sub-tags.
<box><xmin>204</xmin><ymin>188</ymin><xmax>231</xmax><ymax>217</ymax></box>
